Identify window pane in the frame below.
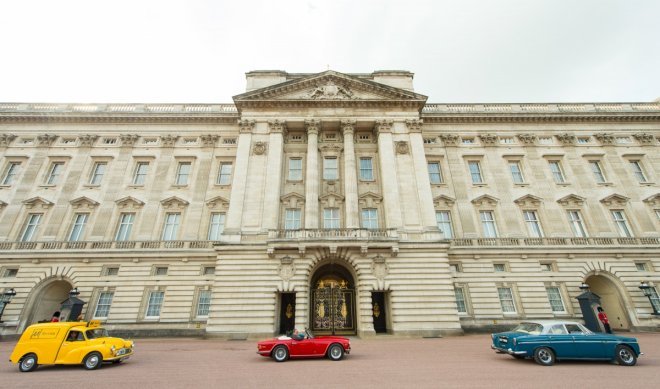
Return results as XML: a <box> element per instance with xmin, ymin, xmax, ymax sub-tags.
<box><xmin>649</xmin><ymin>287</ymin><xmax>660</xmax><ymax>313</ymax></box>
<box><xmin>2</xmin><ymin>162</ymin><xmax>21</xmax><ymax>185</ymax></box>
<box><xmin>47</xmin><ymin>162</ymin><xmax>64</xmax><ymax>184</ymax></box>
<box><xmin>455</xmin><ymin>287</ymin><xmax>467</xmax><ymax>313</ymax></box>
<box><xmin>20</xmin><ymin>214</ymin><xmax>42</xmax><ymax>242</ymax></box>
<box><xmin>523</xmin><ymin>211</ymin><xmax>543</xmax><ymax>238</ymax></box>
<box><xmin>285</xmin><ymin>209</ymin><xmax>301</xmax><ymax>230</ymax></box>
<box><xmin>146</xmin><ymin>291</ymin><xmax>164</xmax><ymax>317</ymax></box>
<box><xmin>435</xmin><ymin>211</ymin><xmax>453</xmax><ymax>239</ymax></box>
<box><xmin>480</xmin><ymin>211</ymin><xmax>498</xmax><ymax>238</ymax></box>
<box><xmin>68</xmin><ymin>213</ymin><xmax>89</xmax><ymax>241</ymax></box>
<box><xmin>162</xmin><ymin>213</ymin><xmax>181</xmax><ymax>240</ymax></box>
<box><xmin>176</xmin><ymin>162</ymin><xmax>191</xmax><ymax>185</ymax></box>
<box><xmin>208</xmin><ymin>213</ymin><xmax>225</xmax><ymax>240</ymax></box>
<box><xmin>611</xmin><ymin>210</ymin><xmax>632</xmax><ymax>237</ymax></box>
<box><xmin>509</xmin><ymin>162</ymin><xmax>524</xmax><ymax>184</ymax></box>
<box><xmin>497</xmin><ymin>287</ymin><xmax>516</xmax><ymax>313</ymax></box>
<box><xmin>323</xmin><ymin>157</ymin><xmax>338</xmax><ymax>180</ymax></box>
<box><xmin>549</xmin><ymin>161</ymin><xmax>565</xmax><ymax>183</ymax></box>
<box><xmin>630</xmin><ymin>161</ymin><xmax>647</xmax><ymax>182</ymax></box>
<box><xmin>567</xmin><ymin>210</ymin><xmax>588</xmax><ymax>237</ymax></box>
<box><xmin>288</xmin><ymin>159</ymin><xmax>302</xmax><ymax>180</ymax></box>
<box><xmin>468</xmin><ymin>162</ymin><xmax>483</xmax><ymax>183</ymax></box>
<box><xmin>133</xmin><ymin>162</ymin><xmax>149</xmax><ymax>185</ymax></box>
<box><xmin>115</xmin><ymin>213</ymin><xmax>135</xmax><ymax>241</ymax></box>
<box><xmin>197</xmin><ymin>290</ymin><xmax>212</xmax><ymax>317</ymax></box>
<box><xmin>590</xmin><ymin>161</ymin><xmax>606</xmax><ymax>183</ymax></box>
<box><xmin>361</xmin><ymin>208</ymin><xmax>378</xmax><ymax>229</ymax></box>
<box><xmin>428</xmin><ymin>162</ymin><xmax>442</xmax><ymax>184</ymax></box>
<box><xmin>546</xmin><ymin>287</ymin><xmax>565</xmax><ymax>312</ymax></box>
<box><xmin>360</xmin><ymin>158</ymin><xmax>374</xmax><ymax>180</ymax></box>
<box><xmin>217</xmin><ymin>163</ymin><xmax>233</xmax><ymax>185</ymax></box>
<box><xmin>90</xmin><ymin>162</ymin><xmax>107</xmax><ymax>185</ymax></box>
<box><xmin>94</xmin><ymin>292</ymin><xmax>114</xmax><ymax>318</ymax></box>
<box><xmin>323</xmin><ymin>208</ymin><xmax>340</xmax><ymax>229</ymax></box>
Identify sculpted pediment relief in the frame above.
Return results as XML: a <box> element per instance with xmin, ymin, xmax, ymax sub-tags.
<box><xmin>434</xmin><ymin>195</ymin><xmax>456</xmax><ymax>207</ymax></box>
<box><xmin>600</xmin><ymin>193</ymin><xmax>630</xmax><ymax>206</ymax></box>
<box><xmin>206</xmin><ymin>196</ymin><xmax>230</xmax><ymax>210</ymax></box>
<box><xmin>161</xmin><ymin>196</ymin><xmax>189</xmax><ymax>209</ymax></box>
<box><xmin>70</xmin><ymin>196</ymin><xmax>100</xmax><ymax>209</ymax></box>
<box><xmin>556</xmin><ymin>194</ymin><xmax>586</xmax><ymax>207</ymax></box>
<box><xmin>281</xmin><ymin>192</ymin><xmax>305</xmax><ymax>208</ymax></box>
<box><xmin>471</xmin><ymin>194</ymin><xmax>499</xmax><ymax>207</ymax></box>
<box><xmin>23</xmin><ymin>196</ymin><xmax>54</xmax><ymax>209</ymax></box>
<box><xmin>320</xmin><ymin>192</ymin><xmax>345</xmax><ymax>208</ymax></box>
<box><xmin>233</xmin><ymin>70</ymin><xmax>427</xmax><ymax>109</ymax></box>
<box><xmin>115</xmin><ymin>196</ymin><xmax>145</xmax><ymax>209</ymax></box>
<box><xmin>514</xmin><ymin>194</ymin><xmax>543</xmax><ymax>207</ymax></box>
<box><xmin>358</xmin><ymin>192</ymin><xmax>383</xmax><ymax>207</ymax></box>
<box><xmin>642</xmin><ymin>193</ymin><xmax>660</xmax><ymax>206</ymax></box>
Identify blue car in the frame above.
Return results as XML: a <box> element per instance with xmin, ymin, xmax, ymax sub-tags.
<box><xmin>491</xmin><ymin>320</ymin><xmax>642</xmax><ymax>366</ymax></box>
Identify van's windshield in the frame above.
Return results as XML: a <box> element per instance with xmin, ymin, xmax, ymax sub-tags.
<box><xmin>85</xmin><ymin>328</ymin><xmax>109</xmax><ymax>339</ymax></box>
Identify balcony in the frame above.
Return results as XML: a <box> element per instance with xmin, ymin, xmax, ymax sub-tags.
<box><xmin>450</xmin><ymin>237</ymin><xmax>660</xmax><ymax>247</ymax></box>
<box><xmin>267</xmin><ymin>228</ymin><xmax>399</xmax><ymax>242</ymax></box>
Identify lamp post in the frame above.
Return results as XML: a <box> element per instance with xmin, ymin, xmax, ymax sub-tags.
<box><xmin>638</xmin><ymin>282</ymin><xmax>660</xmax><ymax>316</ymax></box>
<box><xmin>69</xmin><ymin>287</ymin><xmax>80</xmax><ymax>298</ymax></box>
<box><xmin>579</xmin><ymin>282</ymin><xmax>590</xmax><ymax>292</ymax></box>
<box><xmin>0</xmin><ymin>288</ymin><xmax>17</xmax><ymax>323</ymax></box>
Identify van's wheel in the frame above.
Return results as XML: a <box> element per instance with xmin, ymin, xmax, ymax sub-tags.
<box><xmin>83</xmin><ymin>352</ymin><xmax>103</xmax><ymax>370</ymax></box>
<box><xmin>19</xmin><ymin>353</ymin><xmax>38</xmax><ymax>372</ymax></box>
<box><xmin>272</xmin><ymin>345</ymin><xmax>289</xmax><ymax>362</ymax></box>
<box><xmin>327</xmin><ymin>344</ymin><xmax>344</xmax><ymax>361</ymax></box>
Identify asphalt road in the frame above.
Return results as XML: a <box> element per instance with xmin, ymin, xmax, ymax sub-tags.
<box><xmin>1</xmin><ymin>332</ymin><xmax>659</xmax><ymax>389</ymax></box>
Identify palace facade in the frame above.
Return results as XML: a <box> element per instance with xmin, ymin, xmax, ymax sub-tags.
<box><xmin>1</xmin><ymin>70</ymin><xmax>659</xmax><ymax>339</ymax></box>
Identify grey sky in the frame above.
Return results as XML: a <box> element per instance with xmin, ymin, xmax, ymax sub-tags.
<box><xmin>1</xmin><ymin>0</ymin><xmax>658</xmax><ymax>104</ymax></box>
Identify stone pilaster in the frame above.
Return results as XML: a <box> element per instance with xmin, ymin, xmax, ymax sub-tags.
<box><xmin>263</xmin><ymin>120</ymin><xmax>286</xmax><ymax>230</ymax></box>
<box><xmin>376</xmin><ymin>120</ymin><xmax>402</xmax><ymax>229</ymax></box>
<box><xmin>406</xmin><ymin>119</ymin><xmax>438</xmax><ymax>232</ymax></box>
<box><xmin>304</xmin><ymin>119</ymin><xmax>320</xmax><ymax>229</ymax></box>
<box><xmin>342</xmin><ymin>120</ymin><xmax>359</xmax><ymax>228</ymax></box>
<box><xmin>224</xmin><ymin>119</ymin><xmax>255</xmax><ymax>239</ymax></box>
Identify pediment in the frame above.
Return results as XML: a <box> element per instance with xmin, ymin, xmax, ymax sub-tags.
<box><xmin>358</xmin><ymin>192</ymin><xmax>383</xmax><ymax>207</ymax></box>
<box><xmin>206</xmin><ymin>196</ymin><xmax>230</xmax><ymax>209</ymax></box>
<box><xmin>471</xmin><ymin>194</ymin><xmax>499</xmax><ymax>207</ymax></box>
<box><xmin>320</xmin><ymin>192</ymin><xmax>345</xmax><ymax>208</ymax></box>
<box><xmin>115</xmin><ymin>196</ymin><xmax>145</xmax><ymax>209</ymax></box>
<box><xmin>233</xmin><ymin>70</ymin><xmax>427</xmax><ymax>110</ymax></box>
<box><xmin>70</xmin><ymin>196</ymin><xmax>100</xmax><ymax>209</ymax></box>
<box><xmin>557</xmin><ymin>194</ymin><xmax>586</xmax><ymax>207</ymax></box>
<box><xmin>161</xmin><ymin>196</ymin><xmax>189</xmax><ymax>209</ymax></box>
<box><xmin>600</xmin><ymin>193</ymin><xmax>630</xmax><ymax>206</ymax></box>
<box><xmin>22</xmin><ymin>196</ymin><xmax>54</xmax><ymax>209</ymax></box>
<box><xmin>513</xmin><ymin>194</ymin><xmax>543</xmax><ymax>207</ymax></box>
<box><xmin>643</xmin><ymin>193</ymin><xmax>660</xmax><ymax>206</ymax></box>
<box><xmin>281</xmin><ymin>192</ymin><xmax>305</xmax><ymax>208</ymax></box>
<box><xmin>434</xmin><ymin>195</ymin><xmax>456</xmax><ymax>207</ymax></box>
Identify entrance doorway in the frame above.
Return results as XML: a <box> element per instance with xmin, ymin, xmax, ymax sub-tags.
<box><xmin>25</xmin><ymin>279</ymin><xmax>71</xmax><ymax>327</ymax></box>
<box><xmin>278</xmin><ymin>293</ymin><xmax>296</xmax><ymax>335</ymax></box>
<box><xmin>371</xmin><ymin>292</ymin><xmax>387</xmax><ymax>333</ymax></box>
<box><xmin>586</xmin><ymin>274</ymin><xmax>630</xmax><ymax>331</ymax></box>
<box><xmin>310</xmin><ymin>264</ymin><xmax>356</xmax><ymax>335</ymax></box>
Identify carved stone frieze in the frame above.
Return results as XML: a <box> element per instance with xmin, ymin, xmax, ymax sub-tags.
<box><xmin>395</xmin><ymin>141</ymin><xmax>409</xmax><ymax>154</ymax></box>
<box><xmin>119</xmin><ymin>134</ymin><xmax>139</xmax><ymax>147</ymax></box>
<box><xmin>37</xmin><ymin>134</ymin><xmax>57</xmax><ymax>147</ymax></box>
<box><xmin>555</xmin><ymin>133</ymin><xmax>576</xmax><ymax>145</ymax></box>
<box><xmin>517</xmin><ymin>133</ymin><xmax>537</xmax><ymax>145</ymax></box>
<box><xmin>374</xmin><ymin>119</ymin><xmax>393</xmax><ymax>134</ymax></box>
<box><xmin>594</xmin><ymin>133</ymin><xmax>615</xmax><ymax>145</ymax></box>
<box><xmin>633</xmin><ymin>132</ymin><xmax>655</xmax><ymax>144</ymax></box>
<box><xmin>319</xmin><ymin>143</ymin><xmax>343</xmax><ymax>153</ymax></box>
<box><xmin>78</xmin><ymin>134</ymin><xmax>99</xmax><ymax>147</ymax></box>
<box><xmin>252</xmin><ymin>141</ymin><xmax>268</xmax><ymax>155</ymax></box>
<box><xmin>479</xmin><ymin>134</ymin><xmax>498</xmax><ymax>145</ymax></box>
<box><xmin>238</xmin><ymin>119</ymin><xmax>256</xmax><ymax>134</ymax></box>
<box><xmin>160</xmin><ymin>135</ymin><xmax>178</xmax><ymax>147</ymax></box>
<box><xmin>278</xmin><ymin>256</ymin><xmax>295</xmax><ymax>281</ymax></box>
<box><xmin>200</xmin><ymin>134</ymin><xmax>219</xmax><ymax>147</ymax></box>
<box><xmin>371</xmin><ymin>254</ymin><xmax>389</xmax><ymax>281</ymax></box>
<box><xmin>307</xmin><ymin>80</ymin><xmax>356</xmax><ymax>99</ymax></box>
<box><xmin>0</xmin><ymin>134</ymin><xmax>16</xmax><ymax>146</ymax></box>
<box><xmin>439</xmin><ymin>134</ymin><xmax>459</xmax><ymax>146</ymax></box>
<box><xmin>405</xmin><ymin>119</ymin><xmax>423</xmax><ymax>133</ymax></box>
<box><xmin>268</xmin><ymin>119</ymin><xmax>287</xmax><ymax>134</ymax></box>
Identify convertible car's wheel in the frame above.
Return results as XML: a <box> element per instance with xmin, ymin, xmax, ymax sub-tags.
<box><xmin>615</xmin><ymin>345</ymin><xmax>637</xmax><ymax>366</ymax></box>
<box><xmin>533</xmin><ymin>347</ymin><xmax>555</xmax><ymax>366</ymax></box>
<box><xmin>19</xmin><ymin>353</ymin><xmax>38</xmax><ymax>372</ymax></box>
<box><xmin>83</xmin><ymin>352</ymin><xmax>103</xmax><ymax>370</ymax></box>
<box><xmin>272</xmin><ymin>345</ymin><xmax>289</xmax><ymax>362</ymax></box>
<box><xmin>327</xmin><ymin>344</ymin><xmax>344</xmax><ymax>361</ymax></box>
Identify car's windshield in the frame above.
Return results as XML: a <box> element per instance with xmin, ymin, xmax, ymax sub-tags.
<box><xmin>305</xmin><ymin>328</ymin><xmax>315</xmax><ymax>339</ymax></box>
<box><xmin>511</xmin><ymin>323</ymin><xmax>543</xmax><ymax>335</ymax></box>
<box><xmin>85</xmin><ymin>328</ymin><xmax>109</xmax><ymax>339</ymax></box>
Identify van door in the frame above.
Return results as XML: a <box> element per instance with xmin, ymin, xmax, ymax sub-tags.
<box><xmin>55</xmin><ymin>330</ymin><xmax>86</xmax><ymax>364</ymax></box>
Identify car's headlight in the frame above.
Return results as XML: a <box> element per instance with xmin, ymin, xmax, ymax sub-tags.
<box><xmin>111</xmin><ymin>345</ymin><xmax>116</xmax><ymax>353</ymax></box>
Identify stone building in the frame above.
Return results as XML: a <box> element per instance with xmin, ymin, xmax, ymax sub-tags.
<box><xmin>0</xmin><ymin>70</ymin><xmax>659</xmax><ymax>338</ymax></box>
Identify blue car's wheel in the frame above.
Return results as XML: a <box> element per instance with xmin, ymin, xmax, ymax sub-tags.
<box><xmin>615</xmin><ymin>345</ymin><xmax>637</xmax><ymax>366</ymax></box>
<box><xmin>534</xmin><ymin>347</ymin><xmax>555</xmax><ymax>366</ymax></box>
<box><xmin>272</xmin><ymin>345</ymin><xmax>289</xmax><ymax>362</ymax></box>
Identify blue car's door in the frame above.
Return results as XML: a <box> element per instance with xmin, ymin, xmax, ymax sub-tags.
<box><xmin>567</xmin><ymin>323</ymin><xmax>606</xmax><ymax>359</ymax></box>
<box><xmin>545</xmin><ymin>324</ymin><xmax>575</xmax><ymax>357</ymax></box>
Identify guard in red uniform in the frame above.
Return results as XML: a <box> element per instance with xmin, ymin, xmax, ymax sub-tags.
<box><xmin>597</xmin><ymin>306</ymin><xmax>612</xmax><ymax>333</ymax></box>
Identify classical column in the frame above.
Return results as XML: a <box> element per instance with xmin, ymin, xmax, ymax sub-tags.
<box><xmin>342</xmin><ymin>120</ymin><xmax>359</xmax><ymax>228</ymax></box>
<box><xmin>224</xmin><ymin>119</ymin><xmax>254</xmax><ymax>238</ymax></box>
<box><xmin>262</xmin><ymin>120</ymin><xmax>286</xmax><ymax>230</ymax></box>
<box><xmin>406</xmin><ymin>119</ymin><xmax>438</xmax><ymax>231</ymax></box>
<box><xmin>376</xmin><ymin>120</ymin><xmax>402</xmax><ymax>229</ymax></box>
<box><xmin>304</xmin><ymin>119</ymin><xmax>320</xmax><ymax>229</ymax></box>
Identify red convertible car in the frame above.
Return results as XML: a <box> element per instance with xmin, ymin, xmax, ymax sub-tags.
<box><xmin>257</xmin><ymin>328</ymin><xmax>351</xmax><ymax>362</ymax></box>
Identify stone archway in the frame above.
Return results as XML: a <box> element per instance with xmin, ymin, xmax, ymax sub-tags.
<box><xmin>310</xmin><ymin>263</ymin><xmax>357</xmax><ymax>335</ymax></box>
<box><xmin>21</xmin><ymin>278</ymin><xmax>72</xmax><ymax>330</ymax></box>
<box><xmin>585</xmin><ymin>274</ymin><xmax>631</xmax><ymax>331</ymax></box>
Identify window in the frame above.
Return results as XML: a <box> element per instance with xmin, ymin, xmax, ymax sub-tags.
<box><xmin>94</xmin><ymin>292</ymin><xmax>114</xmax><ymax>319</ymax></box>
<box><xmin>480</xmin><ymin>211</ymin><xmax>498</xmax><ymax>238</ymax></box>
<box><xmin>46</xmin><ymin>162</ymin><xmax>64</xmax><ymax>185</ymax></box>
<box><xmin>611</xmin><ymin>210</ymin><xmax>632</xmax><ymax>237</ymax></box>
<box><xmin>546</xmin><ymin>287</ymin><xmax>566</xmax><ymax>313</ymax></box>
<box><xmin>115</xmin><ymin>213</ymin><xmax>135</xmax><ymax>241</ymax></box>
<box><xmin>649</xmin><ymin>287</ymin><xmax>660</xmax><ymax>313</ymax></box>
<box><xmin>284</xmin><ymin>209</ymin><xmax>301</xmax><ymax>230</ymax></box>
<box><xmin>2</xmin><ymin>162</ymin><xmax>21</xmax><ymax>185</ymax></box>
<box><xmin>454</xmin><ymin>287</ymin><xmax>467</xmax><ymax>314</ymax></box>
<box><xmin>175</xmin><ymin>162</ymin><xmax>191</xmax><ymax>185</ymax></box>
<box><xmin>548</xmin><ymin>161</ymin><xmax>566</xmax><ymax>183</ymax></box>
<box><xmin>449</xmin><ymin>263</ymin><xmax>461</xmax><ymax>273</ymax></box>
<box><xmin>494</xmin><ymin>263</ymin><xmax>506</xmax><ymax>272</ymax></box>
<box><xmin>208</xmin><ymin>213</ymin><xmax>225</xmax><ymax>240</ymax></box>
<box><xmin>540</xmin><ymin>263</ymin><xmax>554</xmax><ymax>272</ymax></box>
<box><xmin>428</xmin><ymin>162</ymin><xmax>443</xmax><ymax>184</ymax></box>
<box><xmin>68</xmin><ymin>213</ymin><xmax>89</xmax><ymax>241</ymax></box>
<box><xmin>323</xmin><ymin>208</ymin><xmax>340</xmax><ymax>229</ymax></box>
<box><xmin>635</xmin><ymin>262</ymin><xmax>648</xmax><ymax>271</ymax></box>
<box><xmin>196</xmin><ymin>290</ymin><xmax>212</xmax><ymax>317</ymax></box>
<box><xmin>500</xmin><ymin>137</ymin><xmax>515</xmax><ymax>144</ymax></box>
<box><xmin>497</xmin><ymin>287</ymin><xmax>516</xmax><ymax>313</ymax></box>
<box><xmin>89</xmin><ymin>162</ymin><xmax>107</xmax><ymax>185</ymax></box>
<box><xmin>577</xmin><ymin>137</ymin><xmax>590</xmax><ymax>144</ymax></box>
<box><xmin>361</xmin><ymin>209</ymin><xmax>378</xmax><ymax>229</ymax></box>
<box><xmin>2</xmin><ymin>268</ymin><xmax>18</xmax><ymax>277</ymax></box>
<box><xmin>589</xmin><ymin>161</ymin><xmax>606</xmax><ymax>183</ymax></box>
<box><xmin>162</xmin><ymin>213</ymin><xmax>181</xmax><ymax>240</ymax></box>
<box><xmin>468</xmin><ymin>161</ymin><xmax>483</xmax><ymax>184</ymax></box>
<box><xmin>145</xmin><ymin>290</ymin><xmax>165</xmax><ymax>318</ymax></box>
<box><xmin>435</xmin><ymin>211</ymin><xmax>453</xmax><ymax>239</ymax></box>
<box><xmin>360</xmin><ymin>158</ymin><xmax>374</xmax><ymax>180</ymax></box>
<box><xmin>567</xmin><ymin>210</ymin><xmax>588</xmax><ymax>237</ymax></box>
<box><xmin>217</xmin><ymin>163</ymin><xmax>233</xmax><ymax>185</ymax></box>
<box><xmin>538</xmin><ymin>137</ymin><xmax>553</xmax><ymax>145</ymax></box>
<box><xmin>103</xmin><ymin>267</ymin><xmax>119</xmax><ymax>276</ymax></box>
<box><xmin>203</xmin><ymin>266</ymin><xmax>215</xmax><ymax>275</ymax></box>
<box><xmin>154</xmin><ymin>266</ymin><xmax>168</xmax><ymax>276</ymax></box>
<box><xmin>288</xmin><ymin>158</ymin><xmax>302</xmax><ymax>181</ymax></box>
<box><xmin>20</xmin><ymin>213</ymin><xmax>42</xmax><ymax>242</ymax></box>
<box><xmin>462</xmin><ymin>138</ymin><xmax>475</xmax><ymax>144</ymax></box>
<box><xmin>323</xmin><ymin>157</ymin><xmax>338</xmax><ymax>180</ymax></box>
<box><xmin>523</xmin><ymin>210</ymin><xmax>543</xmax><ymax>238</ymax></box>
<box><xmin>133</xmin><ymin>162</ymin><xmax>149</xmax><ymax>185</ymax></box>
<box><xmin>509</xmin><ymin>161</ymin><xmax>524</xmax><ymax>184</ymax></box>
<box><xmin>629</xmin><ymin>161</ymin><xmax>648</xmax><ymax>183</ymax></box>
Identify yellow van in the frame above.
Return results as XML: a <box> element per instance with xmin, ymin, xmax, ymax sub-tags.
<box><xmin>9</xmin><ymin>320</ymin><xmax>134</xmax><ymax>372</ymax></box>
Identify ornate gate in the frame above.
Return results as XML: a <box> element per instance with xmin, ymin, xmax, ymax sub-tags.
<box><xmin>311</xmin><ymin>279</ymin><xmax>356</xmax><ymax>335</ymax></box>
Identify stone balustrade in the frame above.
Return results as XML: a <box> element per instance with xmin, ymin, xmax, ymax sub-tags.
<box><xmin>422</xmin><ymin>102</ymin><xmax>660</xmax><ymax>114</ymax></box>
<box><xmin>268</xmin><ymin>228</ymin><xmax>399</xmax><ymax>241</ymax></box>
<box><xmin>451</xmin><ymin>237</ymin><xmax>660</xmax><ymax>247</ymax></box>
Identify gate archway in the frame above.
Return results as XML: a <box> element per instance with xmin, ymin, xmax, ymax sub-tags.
<box><xmin>310</xmin><ymin>263</ymin><xmax>356</xmax><ymax>335</ymax></box>
<box><xmin>585</xmin><ymin>274</ymin><xmax>631</xmax><ymax>331</ymax></box>
<box><xmin>20</xmin><ymin>278</ymin><xmax>72</xmax><ymax>331</ymax></box>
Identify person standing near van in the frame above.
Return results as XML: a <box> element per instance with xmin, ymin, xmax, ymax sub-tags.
<box><xmin>597</xmin><ymin>306</ymin><xmax>612</xmax><ymax>333</ymax></box>
<box><xmin>50</xmin><ymin>311</ymin><xmax>61</xmax><ymax>322</ymax></box>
